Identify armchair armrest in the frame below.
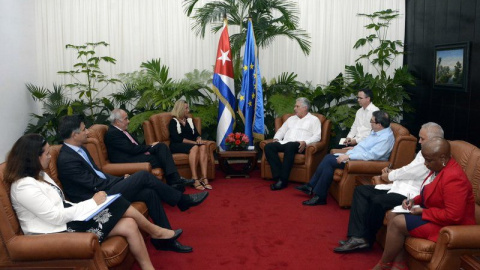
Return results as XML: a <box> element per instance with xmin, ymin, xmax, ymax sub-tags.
<box><xmin>372</xmin><ymin>175</ymin><xmax>393</xmax><ymax>185</ymax></box>
<box><xmin>102</xmin><ymin>162</ymin><xmax>152</xmax><ymax>176</ymax></box>
<box><xmin>204</xmin><ymin>140</ymin><xmax>216</xmax><ymax>149</ymax></box>
<box><xmin>346</xmin><ymin>160</ymin><xmax>390</xmax><ymax>174</ymax></box>
<box><xmin>305</xmin><ymin>141</ymin><xmax>324</xmax><ymax>155</ymax></box>
<box><xmin>330</xmin><ymin>148</ymin><xmax>348</xmax><ymax>154</ymax></box>
<box><xmin>8</xmin><ymin>233</ymin><xmax>99</xmax><ymax>261</ymax></box>
<box><xmin>436</xmin><ymin>225</ymin><xmax>480</xmax><ymax>249</ymax></box>
<box><xmin>259</xmin><ymin>139</ymin><xmax>275</xmax><ymax>150</ymax></box>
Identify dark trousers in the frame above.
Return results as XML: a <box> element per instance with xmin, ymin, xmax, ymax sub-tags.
<box><xmin>347</xmin><ymin>185</ymin><xmax>406</xmax><ymax>244</ymax></box>
<box><xmin>131</xmin><ymin>143</ymin><xmax>181</xmax><ymax>184</ymax></box>
<box><xmin>309</xmin><ymin>154</ymin><xmax>345</xmax><ymax>200</ymax></box>
<box><xmin>264</xmin><ymin>141</ymin><xmax>302</xmax><ymax>183</ymax></box>
<box><xmin>106</xmin><ymin>171</ymin><xmax>182</xmax><ymax>229</ymax></box>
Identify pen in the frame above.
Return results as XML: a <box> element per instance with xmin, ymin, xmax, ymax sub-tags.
<box><xmin>388</xmin><ymin>163</ymin><xmax>392</xmax><ymax>170</ymax></box>
<box><xmin>407</xmin><ymin>193</ymin><xmax>411</xmax><ymax>210</ymax></box>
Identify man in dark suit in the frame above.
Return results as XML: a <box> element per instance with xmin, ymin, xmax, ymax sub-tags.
<box><xmin>104</xmin><ymin>109</ymin><xmax>193</xmax><ymax>191</ymax></box>
<box><xmin>57</xmin><ymin>115</ymin><xmax>209</xmax><ymax>253</ymax></box>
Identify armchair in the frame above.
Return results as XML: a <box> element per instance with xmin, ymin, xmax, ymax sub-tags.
<box><xmin>86</xmin><ymin>124</ymin><xmax>163</xmax><ymax>179</ymax></box>
<box><xmin>402</xmin><ymin>140</ymin><xmax>480</xmax><ymax>270</ymax></box>
<box><xmin>259</xmin><ymin>113</ymin><xmax>332</xmax><ymax>183</ymax></box>
<box><xmin>0</xmin><ymin>145</ymin><xmax>148</xmax><ymax>269</ymax></box>
<box><xmin>329</xmin><ymin>123</ymin><xmax>417</xmax><ymax>208</ymax></box>
<box><xmin>142</xmin><ymin>112</ymin><xmax>216</xmax><ymax>180</ymax></box>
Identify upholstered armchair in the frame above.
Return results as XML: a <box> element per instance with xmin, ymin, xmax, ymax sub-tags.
<box><xmin>259</xmin><ymin>113</ymin><xmax>332</xmax><ymax>183</ymax></box>
<box><xmin>329</xmin><ymin>123</ymin><xmax>417</xmax><ymax>208</ymax></box>
<box><xmin>368</xmin><ymin>140</ymin><xmax>480</xmax><ymax>269</ymax></box>
<box><xmin>86</xmin><ymin>124</ymin><xmax>163</xmax><ymax>179</ymax></box>
<box><xmin>399</xmin><ymin>140</ymin><xmax>480</xmax><ymax>270</ymax></box>
<box><xmin>142</xmin><ymin>112</ymin><xmax>216</xmax><ymax>180</ymax></box>
<box><xmin>0</xmin><ymin>145</ymin><xmax>148</xmax><ymax>269</ymax></box>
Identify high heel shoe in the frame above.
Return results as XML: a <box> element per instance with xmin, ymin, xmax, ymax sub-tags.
<box><xmin>193</xmin><ymin>179</ymin><xmax>205</xmax><ymax>190</ymax></box>
<box><xmin>152</xmin><ymin>229</ymin><xmax>183</xmax><ymax>241</ymax></box>
<box><xmin>200</xmin><ymin>178</ymin><xmax>212</xmax><ymax>190</ymax></box>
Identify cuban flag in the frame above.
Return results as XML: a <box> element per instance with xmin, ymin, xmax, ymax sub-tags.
<box><xmin>238</xmin><ymin>19</ymin><xmax>265</xmax><ymax>145</ymax></box>
<box><xmin>213</xmin><ymin>21</ymin><xmax>235</xmax><ymax>151</ymax></box>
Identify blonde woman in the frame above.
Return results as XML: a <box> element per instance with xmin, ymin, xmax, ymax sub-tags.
<box><xmin>169</xmin><ymin>100</ymin><xmax>211</xmax><ymax>190</ymax></box>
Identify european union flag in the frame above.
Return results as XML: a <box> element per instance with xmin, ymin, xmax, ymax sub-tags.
<box><xmin>238</xmin><ymin>19</ymin><xmax>264</xmax><ymax>145</ymax></box>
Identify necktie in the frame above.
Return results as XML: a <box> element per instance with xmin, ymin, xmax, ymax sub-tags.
<box><xmin>123</xmin><ymin>131</ymin><xmax>138</xmax><ymax>145</ymax></box>
<box><xmin>123</xmin><ymin>130</ymin><xmax>150</xmax><ymax>155</ymax></box>
<box><xmin>77</xmin><ymin>148</ymin><xmax>107</xmax><ymax>179</ymax></box>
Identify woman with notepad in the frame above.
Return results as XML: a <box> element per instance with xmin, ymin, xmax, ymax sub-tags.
<box><xmin>5</xmin><ymin>134</ymin><xmax>183</xmax><ymax>270</ymax></box>
<box><xmin>371</xmin><ymin>138</ymin><xmax>476</xmax><ymax>270</ymax></box>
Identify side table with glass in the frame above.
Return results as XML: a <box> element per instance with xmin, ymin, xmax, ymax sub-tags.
<box><xmin>217</xmin><ymin>148</ymin><xmax>258</xmax><ymax>178</ymax></box>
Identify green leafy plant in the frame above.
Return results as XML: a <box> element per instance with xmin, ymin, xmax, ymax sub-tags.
<box><xmin>25</xmin><ymin>83</ymin><xmax>91</xmax><ymax>144</ymax></box>
<box><xmin>58</xmin><ymin>41</ymin><xmax>120</xmax><ymax>124</ymax></box>
<box><xmin>120</xmin><ymin>59</ymin><xmax>218</xmax><ymax>140</ymax></box>
<box><xmin>26</xmin><ymin>42</ymin><xmax>120</xmax><ymax>143</ymax></box>
<box><xmin>345</xmin><ymin>9</ymin><xmax>415</xmax><ymax>120</ymax></box>
<box><xmin>184</xmin><ymin>0</ymin><xmax>311</xmax><ymax>76</ymax></box>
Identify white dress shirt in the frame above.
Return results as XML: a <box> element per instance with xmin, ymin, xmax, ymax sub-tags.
<box><xmin>347</xmin><ymin>102</ymin><xmax>379</xmax><ymax>143</ymax></box>
<box><xmin>273</xmin><ymin>113</ymin><xmax>322</xmax><ymax>145</ymax></box>
<box><xmin>374</xmin><ymin>151</ymin><xmax>430</xmax><ymax>197</ymax></box>
<box><xmin>10</xmin><ymin>172</ymin><xmax>97</xmax><ymax>235</ymax></box>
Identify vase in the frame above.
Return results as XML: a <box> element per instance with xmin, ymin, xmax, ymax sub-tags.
<box><xmin>228</xmin><ymin>145</ymin><xmax>246</xmax><ymax>151</ymax></box>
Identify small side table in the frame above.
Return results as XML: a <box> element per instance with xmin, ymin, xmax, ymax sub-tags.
<box><xmin>217</xmin><ymin>150</ymin><xmax>258</xmax><ymax>178</ymax></box>
<box><xmin>460</xmin><ymin>254</ymin><xmax>480</xmax><ymax>270</ymax></box>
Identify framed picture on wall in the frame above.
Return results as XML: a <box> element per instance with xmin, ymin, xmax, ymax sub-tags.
<box><xmin>433</xmin><ymin>42</ymin><xmax>470</xmax><ymax>92</ymax></box>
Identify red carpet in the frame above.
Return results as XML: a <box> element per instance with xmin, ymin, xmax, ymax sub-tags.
<box><xmin>133</xmin><ymin>168</ymin><xmax>383</xmax><ymax>270</ymax></box>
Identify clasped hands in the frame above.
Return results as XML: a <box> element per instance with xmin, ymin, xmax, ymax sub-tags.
<box><xmin>195</xmin><ymin>137</ymin><xmax>204</xmax><ymax>145</ymax></box>
<box><xmin>93</xmin><ymin>191</ymin><xmax>108</xmax><ymax>205</ymax></box>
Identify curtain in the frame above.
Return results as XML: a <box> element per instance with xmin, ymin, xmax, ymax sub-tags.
<box><xmin>35</xmin><ymin>0</ymin><xmax>405</xmax><ymax>95</ymax></box>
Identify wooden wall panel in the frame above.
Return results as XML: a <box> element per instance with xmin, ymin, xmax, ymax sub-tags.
<box><xmin>405</xmin><ymin>0</ymin><xmax>480</xmax><ymax>146</ymax></box>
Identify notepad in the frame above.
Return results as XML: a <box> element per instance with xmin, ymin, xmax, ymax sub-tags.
<box><xmin>391</xmin><ymin>204</ymin><xmax>420</xmax><ymax>213</ymax></box>
<box><xmin>75</xmin><ymin>194</ymin><xmax>122</xmax><ymax>221</ymax></box>
<box><xmin>339</xmin><ymin>138</ymin><xmax>346</xmax><ymax>145</ymax></box>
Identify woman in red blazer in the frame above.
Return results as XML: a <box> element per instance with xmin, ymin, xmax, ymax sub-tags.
<box><xmin>372</xmin><ymin>138</ymin><xmax>476</xmax><ymax>270</ymax></box>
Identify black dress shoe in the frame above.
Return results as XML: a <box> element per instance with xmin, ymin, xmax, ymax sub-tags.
<box><xmin>178</xmin><ymin>191</ymin><xmax>209</xmax><ymax>211</ymax></box>
<box><xmin>338</xmin><ymin>238</ymin><xmax>348</xmax><ymax>245</ymax></box>
<box><xmin>179</xmin><ymin>177</ymin><xmax>195</xmax><ymax>186</ymax></box>
<box><xmin>333</xmin><ymin>237</ymin><xmax>370</xmax><ymax>253</ymax></box>
<box><xmin>151</xmin><ymin>239</ymin><xmax>193</xmax><ymax>253</ymax></box>
<box><xmin>270</xmin><ymin>180</ymin><xmax>287</xmax><ymax>191</ymax></box>
<box><xmin>302</xmin><ymin>195</ymin><xmax>326</xmax><ymax>206</ymax></box>
<box><xmin>295</xmin><ymin>184</ymin><xmax>313</xmax><ymax>195</ymax></box>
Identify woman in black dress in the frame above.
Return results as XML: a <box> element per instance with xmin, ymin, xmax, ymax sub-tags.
<box><xmin>5</xmin><ymin>134</ymin><xmax>183</xmax><ymax>270</ymax></box>
<box><xmin>169</xmin><ymin>100</ymin><xmax>212</xmax><ymax>190</ymax></box>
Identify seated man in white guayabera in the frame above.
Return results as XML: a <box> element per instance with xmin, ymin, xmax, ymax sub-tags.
<box><xmin>264</xmin><ymin>97</ymin><xmax>322</xmax><ymax>191</ymax></box>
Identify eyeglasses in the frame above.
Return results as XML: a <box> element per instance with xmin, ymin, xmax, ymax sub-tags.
<box><xmin>356</xmin><ymin>97</ymin><xmax>364</xmax><ymax>100</ymax></box>
<box><xmin>370</xmin><ymin>119</ymin><xmax>377</xmax><ymax>124</ymax></box>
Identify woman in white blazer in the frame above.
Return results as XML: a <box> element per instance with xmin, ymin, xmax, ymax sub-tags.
<box><xmin>4</xmin><ymin>134</ymin><xmax>183</xmax><ymax>270</ymax></box>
